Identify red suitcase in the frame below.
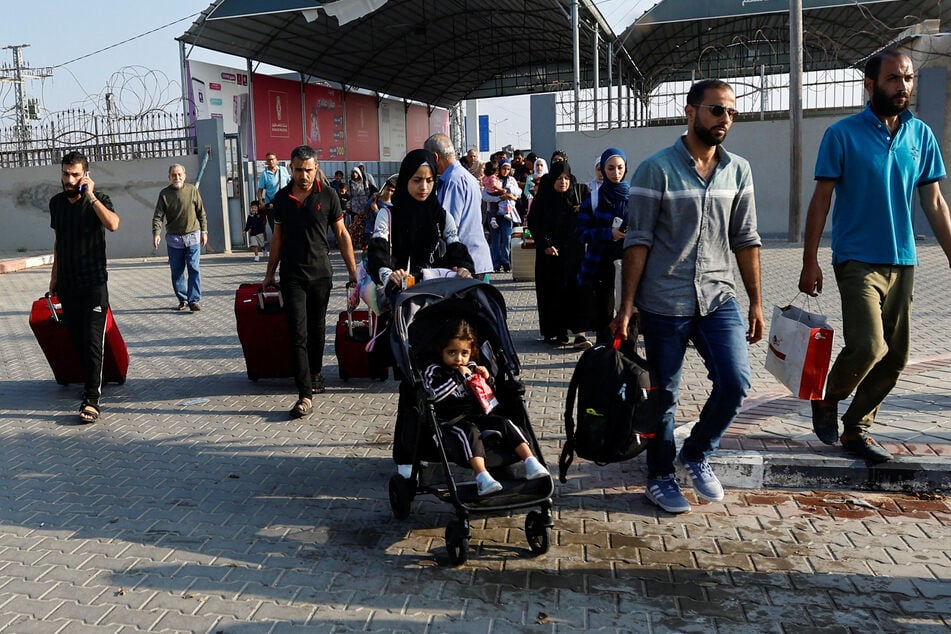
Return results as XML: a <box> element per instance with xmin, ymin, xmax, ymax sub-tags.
<box><xmin>29</xmin><ymin>293</ymin><xmax>129</xmax><ymax>386</ymax></box>
<box><xmin>334</xmin><ymin>308</ymin><xmax>388</xmax><ymax>381</ymax></box>
<box><xmin>235</xmin><ymin>284</ymin><xmax>294</xmax><ymax>381</ymax></box>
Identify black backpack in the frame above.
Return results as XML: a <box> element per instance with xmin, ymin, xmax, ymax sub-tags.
<box><xmin>558</xmin><ymin>338</ymin><xmax>657</xmax><ymax>483</ymax></box>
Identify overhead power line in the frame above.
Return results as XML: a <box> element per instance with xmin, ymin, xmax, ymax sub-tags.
<box><xmin>53</xmin><ymin>13</ymin><xmax>200</xmax><ymax>68</ymax></box>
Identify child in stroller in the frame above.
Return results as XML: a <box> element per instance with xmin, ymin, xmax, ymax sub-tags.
<box><xmin>423</xmin><ymin>316</ymin><xmax>550</xmax><ymax>496</ymax></box>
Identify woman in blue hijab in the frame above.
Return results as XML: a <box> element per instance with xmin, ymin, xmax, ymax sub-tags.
<box><xmin>576</xmin><ymin>147</ymin><xmax>631</xmax><ymax>344</ymax></box>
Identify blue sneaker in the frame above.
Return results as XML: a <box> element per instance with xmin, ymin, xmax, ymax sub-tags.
<box><xmin>675</xmin><ymin>451</ymin><xmax>724</xmax><ymax>502</ymax></box>
<box><xmin>644</xmin><ymin>475</ymin><xmax>691</xmax><ymax>513</ymax></box>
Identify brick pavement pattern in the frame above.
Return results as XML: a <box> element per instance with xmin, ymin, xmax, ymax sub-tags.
<box><xmin>0</xmin><ymin>243</ymin><xmax>948</xmax><ymax>632</ymax></box>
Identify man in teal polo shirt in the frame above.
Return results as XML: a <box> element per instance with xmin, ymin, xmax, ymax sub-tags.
<box><xmin>800</xmin><ymin>50</ymin><xmax>951</xmax><ymax>463</ymax></box>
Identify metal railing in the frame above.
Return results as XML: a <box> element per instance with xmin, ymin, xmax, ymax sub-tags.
<box><xmin>0</xmin><ymin>110</ymin><xmax>196</xmax><ymax>168</ymax></box>
<box><xmin>557</xmin><ymin>68</ymin><xmax>864</xmax><ymax>130</ymax></box>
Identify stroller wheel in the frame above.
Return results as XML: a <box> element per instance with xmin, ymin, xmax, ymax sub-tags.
<box><xmin>445</xmin><ymin>519</ymin><xmax>470</xmax><ymax>566</ymax></box>
<box><xmin>525</xmin><ymin>511</ymin><xmax>551</xmax><ymax>556</ymax></box>
<box><xmin>388</xmin><ymin>474</ymin><xmax>415</xmax><ymax>520</ymax></box>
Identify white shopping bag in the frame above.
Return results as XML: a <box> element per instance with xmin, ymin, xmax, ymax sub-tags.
<box><xmin>765</xmin><ymin>304</ymin><xmax>834</xmax><ymax>400</ymax></box>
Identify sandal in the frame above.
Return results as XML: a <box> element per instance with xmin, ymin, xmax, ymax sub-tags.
<box><xmin>288</xmin><ymin>397</ymin><xmax>312</xmax><ymax>419</ymax></box>
<box><xmin>78</xmin><ymin>401</ymin><xmax>101</xmax><ymax>424</ymax></box>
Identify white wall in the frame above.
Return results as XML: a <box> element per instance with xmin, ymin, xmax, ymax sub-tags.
<box><xmin>0</xmin><ymin>156</ymin><xmax>199</xmax><ymax>259</ymax></box>
<box><xmin>556</xmin><ymin>115</ymin><xmax>842</xmax><ymax>237</ymax></box>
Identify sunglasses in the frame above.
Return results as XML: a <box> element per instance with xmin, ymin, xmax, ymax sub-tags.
<box><xmin>691</xmin><ymin>103</ymin><xmax>739</xmax><ymax>119</ymax></box>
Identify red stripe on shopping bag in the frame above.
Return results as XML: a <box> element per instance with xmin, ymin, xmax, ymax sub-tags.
<box><xmin>798</xmin><ymin>327</ymin><xmax>833</xmax><ymax>400</ymax></box>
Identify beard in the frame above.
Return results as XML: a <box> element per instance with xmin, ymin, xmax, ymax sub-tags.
<box><xmin>170</xmin><ymin>181</ymin><xmax>185</xmax><ymax>190</ymax></box>
<box><xmin>870</xmin><ymin>83</ymin><xmax>908</xmax><ymax>117</ymax></box>
<box><xmin>693</xmin><ymin>119</ymin><xmax>728</xmax><ymax>147</ymax></box>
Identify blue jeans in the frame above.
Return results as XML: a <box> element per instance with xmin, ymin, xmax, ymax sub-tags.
<box><xmin>640</xmin><ymin>298</ymin><xmax>752</xmax><ymax>478</ymax></box>
<box><xmin>489</xmin><ymin>215</ymin><xmax>513</xmax><ymax>270</ymax></box>
<box><xmin>167</xmin><ymin>243</ymin><xmax>201</xmax><ymax>304</ymax></box>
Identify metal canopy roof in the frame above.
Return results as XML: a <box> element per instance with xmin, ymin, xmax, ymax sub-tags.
<box><xmin>178</xmin><ymin>0</ymin><xmax>634</xmax><ymax>109</ymax></box>
<box><xmin>620</xmin><ymin>0</ymin><xmax>950</xmax><ymax>93</ymax></box>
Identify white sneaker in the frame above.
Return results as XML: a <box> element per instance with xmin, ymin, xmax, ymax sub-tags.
<box><xmin>254</xmin><ymin>255</ymin><xmax>260</xmax><ymax>262</ymax></box>
<box><xmin>396</xmin><ymin>464</ymin><xmax>413</xmax><ymax>479</ymax></box>
<box><xmin>524</xmin><ymin>456</ymin><xmax>550</xmax><ymax>480</ymax></box>
<box><xmin>475</xmin><ymin>472</ymin><xmax>503</xmax><ymax>496</ymax></box>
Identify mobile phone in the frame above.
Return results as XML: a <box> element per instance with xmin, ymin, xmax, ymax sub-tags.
<box><xmin>78</xmin><ymin>171</ymin><xmax>89</xmax><ymax>195</ymax></box>
<box><xmin>612</xmin><ymin>216</ymin><xmax>624</xmax><ymax>230</ymax></box>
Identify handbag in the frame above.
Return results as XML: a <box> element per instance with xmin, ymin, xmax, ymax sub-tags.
<box><xmin>765</xmin><ymin>298</ymin><xmax>834</xmax><ymax>400</ymax></box>
<box><xmin>355</xmin><ymin>260</ymin><xmax>388</xmax><ymax>316</ymax></box>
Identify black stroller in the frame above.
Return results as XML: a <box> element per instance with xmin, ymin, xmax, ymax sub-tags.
<box><xmin>385</xmin><ymin>278</ymin><xmax>554</xmax><ymax>565</ymax></box>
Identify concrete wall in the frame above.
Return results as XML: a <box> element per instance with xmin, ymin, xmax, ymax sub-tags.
<box><xmin>0</xmin><ymin>156</ymin><xmax>200</xmax><ymax>259</ymax></box>
<box><xmin>556</xmin><ymin>115</ymin><xmax>841</xmax><ymax>238</ymax></box>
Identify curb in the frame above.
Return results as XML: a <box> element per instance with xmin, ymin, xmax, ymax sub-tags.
<box><xmin>0</xmin><ymin>254</ymin><xmax>53</xmax><ymax>274</ymax></box>
<box><xmin>710</xmin><ymin>450</ymin><xmax>951</xmax><ymax>492</ymax></box>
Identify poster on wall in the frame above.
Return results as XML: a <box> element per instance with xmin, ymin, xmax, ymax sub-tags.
<box><xmin>378</xmin><ymin>99</ymin><xmax>407</xmax><ymax>161</ymax></box>
<box><xmin>430</xmin><ymin>107</ymin><xmax>450</xmax><ymax>136</ymax></box>
<box><xmin>251</xmin><ymin>73</ymin><xmax>304</xmax><ymax>161</ymax></box>
<box><xmin>345</xmin><ymin>93</ymin><xmax>380</xmax><ymax>161</ymax></box>
<box><xmin>303</xmin><ymin>83</ymin><xmax>346</xmax><ymax>160</ymax></box>
<box><xmin>405</xmin><ymin>104</ymin><xmax>430</xmax><ymax>150</ymax></box>
<box><xmin>185</xmin><ymin>60</ymin><xmax>250</xmax><ymax>135</ymax></box>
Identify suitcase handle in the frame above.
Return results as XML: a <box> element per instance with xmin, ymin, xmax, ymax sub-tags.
<box><xmin>45</xmin><ymin>292</ymin><xmax>62</xmax><ymax>324</ymax></box>
<box><xmin>256</xmin><ymin>284</ymin><xmax>283</xmax><ymax>312</ymax></box>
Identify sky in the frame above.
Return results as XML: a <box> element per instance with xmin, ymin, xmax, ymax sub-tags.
<box><xmin>0</xmin><ymin>0</ymin><xmax>656</xmax><ymax>148</ymax></box>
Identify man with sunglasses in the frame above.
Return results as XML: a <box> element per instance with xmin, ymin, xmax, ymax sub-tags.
<box><xmin>799</xmin><ymin>50</ymin><xmax>951</xmax><ymax>463</ymax></box>
<box><xmin>611</xmin><ymin>79</ymin><xmax>763</xmax><ymax>513</ymax></box>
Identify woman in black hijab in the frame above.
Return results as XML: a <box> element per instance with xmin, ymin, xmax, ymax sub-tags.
<box><xmin>368</xmin><ymin>149</ymin><xmax>475</xmax><ymax>476</ymax></box>
<box><xmin>526</xmin><ymin>160</ymin><xmax>592</xmax><ymax>347</ymax></box>
<box><xmin>367</xmin><ymin>148</ymin><xmax>475</xmax><ymax>291</ymax></box>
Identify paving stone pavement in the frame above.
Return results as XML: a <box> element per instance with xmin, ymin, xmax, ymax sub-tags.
<box><xmin>0</xmin><ymin>242</ymin><xmax>948</xmax><ymax>633</ymax></box>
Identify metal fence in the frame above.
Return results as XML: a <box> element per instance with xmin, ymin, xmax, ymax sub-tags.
<box><xmin>0</xmin><ymin>110</ymin><xmax>196</xmax><ymax>168</ymax></box>
<box><xmin>557</xmin><ymin>68</ymin><xmax>864</xmax><ymax>131</ymax></box>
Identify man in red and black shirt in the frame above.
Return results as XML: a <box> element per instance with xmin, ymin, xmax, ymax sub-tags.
<box><xmin>49</xmin><ymin>151</ymin><xmax>120</xmax><ymax>424</ymax></box>
<box><xmin>262</xmin><ymin>145</ymin><xmax>358</xmax><ymax>419</ymax></box>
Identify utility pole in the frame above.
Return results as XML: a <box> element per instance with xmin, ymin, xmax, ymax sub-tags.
<box><xmin>0</xmin><ymin>44</ymin><xmax>54</xmax><ymax>146</ymax></box>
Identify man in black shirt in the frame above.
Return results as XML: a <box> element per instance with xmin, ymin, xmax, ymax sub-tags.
<box><xmin>262</xmin><ymin>145</ymin><xmax>358</xmax><ymax>419</ymax></box>
<box><xmin>49</xmin><ymin>151</ymin><xmax>120</xmax><ymax>424</ymax></box>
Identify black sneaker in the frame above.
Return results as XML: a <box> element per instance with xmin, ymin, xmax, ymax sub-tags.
<box><xmin>311</xmin><ymin>373</ymin><xmax>325</xmax><ymax>394</ymax></box>
<box><xmin>177</xmin><ymin>301</ymin><xmax>188</xmax><ymax>311</ymax></box>
<box><xmin>556</xmin><ymin>334</ymin><xmax>570</xmax><ymax>345</ymax></box>
<box><xmin>189</xmin><ymin>302</ymin><xmax>201</xmax><ymax>312</ymax></box>
<box><xmin>840</xmin><ymin>432</ymin><xmax>892</xmax><ymax>464</ymax></box>
<box><xmin>810</xmin><ymin>399</ymin><xmax>839</xmax><ymax>445</ymax></box>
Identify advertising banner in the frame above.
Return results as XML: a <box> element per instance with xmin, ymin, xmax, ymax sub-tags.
<box><xmin>405</xmin><ymin>104</ymin><xmax>430</xmax><ymax>150</ymax></box>
<box><xmin>252</xmin><ymin>73</ymin><xmax>303</xmax><ymax>161</ymax></box>
<box><xmin>185</xmin><ymin>60</ymin><xmax>250</xmax><ymax>135</ymax></box>
<box><xmin>430</xmin><ymin>108</ymin><xmax>450</xmax><ymax>137</ymax></box>
<box><xmin>303</xmin><ymin>83</ymin><xmax>346</xmax><ymax>160</ymax></box>
<box><xmin>378</xmin><ymin>99</ymin><xmax>407</xmax><ymax>161</ymax></box>
<box><xmin>345</xmin><ymin>93</ymin><xmax>380</xmax><ymax>161</ymax></box>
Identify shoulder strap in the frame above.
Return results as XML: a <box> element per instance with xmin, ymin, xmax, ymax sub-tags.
<box><xmin>558</xmin><ymin>355</ymin><xmax>584</xmax><ymax>483</ymax></box>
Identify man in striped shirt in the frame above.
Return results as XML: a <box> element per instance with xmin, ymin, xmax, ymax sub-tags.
<box><xmin>611</xmin><ymin>79</ymin><xmax>764</xmax><ymax>514</ymax></box>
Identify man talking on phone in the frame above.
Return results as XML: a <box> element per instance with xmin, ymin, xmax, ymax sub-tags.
<box><xmin>48</xmin><ymin>151</ymin><xmax>120</xmax><ymax>424</ymax></box>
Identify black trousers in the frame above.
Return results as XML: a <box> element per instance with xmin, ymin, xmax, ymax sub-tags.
<box><xmin>58</xmin><ymin>284</ymin><xmax>109</xmax><ymax>407</ymax></box>
<box><xmin>282</xmin><ymin>277</ymin><xmax>331</xmax><ymax>400</ymax></box>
